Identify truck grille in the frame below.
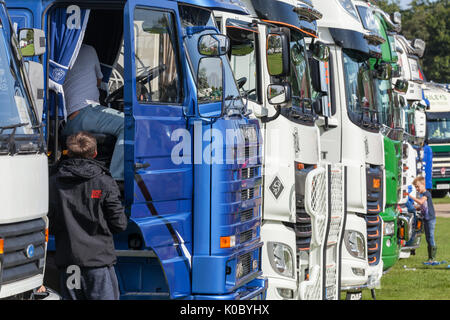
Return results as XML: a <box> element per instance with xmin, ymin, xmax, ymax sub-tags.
<box><xmin>240</xmin><ymin>209</ymin><xmax>254</xmax><ymax>222</ymax></box>
<box><xmin>237</xmin><ymin>252</ymin><xmax>252</xmax><ymax>279</ymax></box>
<box><xmin>241</xmin><ymin>167</ymin><xmax>256</xmax><ymax>179</ymax></box>
<box><xmin>0</xmin><ymin>218</ymin><xmax>46</xmax><ymax>285</ymax></box>
<box><xmin>241</xmin><ymin>187</ymin><xmax>255</xmax><ymax>201</ymax></box>
<box><xmin>432</xmin><ymin>166</ymin><xmax>450</xmax><ymax>179</ymax></box>
<box><xmin>239</xmin><ymin>230</ymin><xmax>253</xmax><ymax>244</ymax></box>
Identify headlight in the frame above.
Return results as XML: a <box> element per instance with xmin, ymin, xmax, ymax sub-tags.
<box><xmin>344</xmin><ymin>230</ymin><xmax>366</xmax><ymax>260</ymax></box>
<box><xmin>267</xmin><ymin>242</ymin><xmax>294</xmax><ymax>278</ymax></box>
<box><xmin>383</xmin><ymin>221</ymin><xmax>396</xmax><ymax>236</ymax></box>
<box><xmin>337</xmin><ymin>0</ymin><xmax>359</xmax><ymax>20</ymax></box>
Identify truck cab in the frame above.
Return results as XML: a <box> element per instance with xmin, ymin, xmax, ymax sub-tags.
<box><xmin>214</xmin><ymin>0</ymin><xmax>347</xmax><ymax>300</ymax></box>
<box><xmin>0</xmin><ymin>2</ymin><xmax>50</xmax><ymax>299</ymax></box>
<box><xmin>311</xmin><ymin>0</ymin><xmax>386</xmax><ymax>298</ymax></box>
<box><xmin>422</xmin><ymin>82</ymin><xmax>450</xmax><ymax>197</ymax></box>
<box><xmin>5</xmin><ymin>0</ymin><xmax>267</xmax><ymax>299</ymax></box>
<box><xmin>393</xmin><ymin>33</ymin><xmax>427</xmax><ymax>258</ymax></box>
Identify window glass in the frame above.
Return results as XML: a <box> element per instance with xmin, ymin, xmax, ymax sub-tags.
<box><xmin>134</xmin><ymin>8</ymin><xmax>181</xmax><ymax>103</ymax></box>
<box><xmin>227</xmin><ymin>20</ymin><xmax>258</xmax><ymax>102</ymax></box>
<box><xmin>0</xmin><ymin>6</ymin><xmax>37</xmax><ymax>134</ymax></box>
<box><xmin>343</xmin><ymin>51</ymin><xmax>377</xmax><ymax>125</ymax></box>
<box><xmin>289</xmin><ymin>30</ymin><xmax>311</xmax><ymax>110</ymax></box>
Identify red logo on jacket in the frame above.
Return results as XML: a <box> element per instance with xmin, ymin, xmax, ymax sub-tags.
<box><xmin>91</xmin><ymin>190</ymin><xmax>102</xmax><ymax>199</ymax></box>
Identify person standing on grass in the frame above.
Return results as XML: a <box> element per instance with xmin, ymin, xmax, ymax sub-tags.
<box><xmin>408</xmin><ymin>176</ymin><xmax>438</xmax><ymax>265</ymax></box>
<box><xmin>48</xmin><ymin>131</ymin><xmax>128</xmax><ymax>299</ymax></box>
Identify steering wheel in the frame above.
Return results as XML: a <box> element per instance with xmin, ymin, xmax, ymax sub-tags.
<box><xmin>105</xmin><ymin>64</ymin><xmax>167</xmax><ymax>105</ymax></box>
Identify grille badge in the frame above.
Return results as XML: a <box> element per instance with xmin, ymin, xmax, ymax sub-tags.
<box><xmin>26</xmin><ymin>244</ymin><xmax>35</xmax><ymax>259</ymax></box>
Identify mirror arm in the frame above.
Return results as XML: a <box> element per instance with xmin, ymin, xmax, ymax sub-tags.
<box><xmin>261</xmin><ymin>105</ymin><xmax>281</xmax><ymax>123</ymax></box>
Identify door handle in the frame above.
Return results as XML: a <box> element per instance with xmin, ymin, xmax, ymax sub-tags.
<box><xmin>134</xmin><ymin>162</ymin><xmax>150</xmax><ymax>171</ymax></box>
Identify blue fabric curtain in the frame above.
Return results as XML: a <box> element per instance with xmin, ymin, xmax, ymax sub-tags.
<box><xmin>48</xmin><ymin>7</ymin><xmax>90</xmax><ymax>119</ymax></box>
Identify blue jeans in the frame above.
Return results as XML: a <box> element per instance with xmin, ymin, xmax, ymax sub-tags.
<box><xmin>424</xmin><ymin>218</ymin><xmax>436</xmax><ymax>247</ymax></box>
<box><xmin>63</xmin><ymin>105</ymin><xmax>124</xmax><ymax>180</ymax></box>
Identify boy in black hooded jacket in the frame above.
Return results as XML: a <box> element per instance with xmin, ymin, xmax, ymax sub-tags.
<box><xmin>48</xmin><ymin>131</ymin><xmax>127</xmax><ymax>300</ymax></box>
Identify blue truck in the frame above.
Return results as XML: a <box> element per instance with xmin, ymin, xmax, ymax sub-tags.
<box><xmin>6</xmin><ymin>0</ymin><xmax>267</xmax><ymax>299</ymax></box>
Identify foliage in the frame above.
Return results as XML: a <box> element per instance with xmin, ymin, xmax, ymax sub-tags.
<box><xmin>376</xmin><ymin>0</ymin><xmax>450</xmax><ymax>83</ymax></box>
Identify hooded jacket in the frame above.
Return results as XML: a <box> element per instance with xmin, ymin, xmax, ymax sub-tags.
<box><xmin>48</xmin><ymin>158</ymin><xmax>127</xmax><ymax>268</ymax></box>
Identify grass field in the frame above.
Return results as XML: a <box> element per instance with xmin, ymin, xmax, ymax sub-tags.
<box><xmin>432</xmin><ymin>194</ymin><xmax>450</xmax><ymax>204</ymax></box>
<box><xmin>349</xmin><ymin>216</ymin><xmax>450</xmax><ymax>300</ymax></box>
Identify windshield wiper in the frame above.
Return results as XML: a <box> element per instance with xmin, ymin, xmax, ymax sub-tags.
<box><xmin>0</xmin><ymin>122</ymin><xmax>30</xmax><ymax>154</ymax></box>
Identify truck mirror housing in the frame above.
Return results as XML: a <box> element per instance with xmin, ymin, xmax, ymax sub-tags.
<box><xmin>309</xmin><ymin>57</ymin><xmax>322</xmax><ymax>94</ymax></box>
<box><xmin>394</xmin><ymin>79</ymin><xmax>408</xmax><ymax>93</ymax></box>
<box><xmin>18</xmin><ymin>28</ymin><xmax>46</xmax><ymax>57</ymax></box>
<box><xmin>24</xmin><ymin>61</ymin><xmax>44</xmax><ymax>122</ymax></box>
<box><xmin>310</xmin><ymin>41</ymin><xmax>330</xmax><ymax>62</ymax></box>
<box><xmin>412</xmin><ymin>38</ymin><xmax>426</xmax><ymax>58</ymax></box>
<box><xmin>198</xmin><ymin>34</ymin><xmax>230</xmax><ymax>56</ymax></box>
<box><xmin>266</xmin><ymin>31</ymin><xmax>290</xmax><ymax>77</ymax></box>
<box><xmin>267</xmin><ymin>83</ymin><xmax>291</xmax><ymax>106</ymax></box>
<box><xmin>392</xmin><ymin>12</ymin><xmax>401</xmax><ymax>25</ymax></box>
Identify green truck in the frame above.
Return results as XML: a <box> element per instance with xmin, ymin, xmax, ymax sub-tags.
<box><xmin>353</xmin><ymin>1</ymin><xmax>403</xmax><ymax>271</ymax></box>
<box><xmin>423</xmin><ymin>83</ymin><xmax>450</xmax><ymax>196</ymax></box>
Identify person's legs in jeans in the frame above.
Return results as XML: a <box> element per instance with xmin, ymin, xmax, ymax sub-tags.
<box><xmin>81</xmin><ymin>266</ymin><xmax>120</xmax><ymax>300</ymax></box>
<box><xmin>424</xmin><ymin>219</ymin><xmax>437</xmax><ymax>262</ymax></box>
<box><xmin>63</xmin><ymin>105</ymin><xmax>124</xmax><ymax>180</ymax></box>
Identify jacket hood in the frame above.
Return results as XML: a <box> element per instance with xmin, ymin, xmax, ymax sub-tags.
<box><xmin>57</xmin><ymin>158</ymin><xmax>110</xmax><ymax>180</ymax></box>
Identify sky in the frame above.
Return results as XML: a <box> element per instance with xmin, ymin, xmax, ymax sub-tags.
<box><xmin>399</xmin><ymin>0</ymin><xmax>412</xmax><ymax>9</ymax></box>
<box><xmin>399</xmin><ymin>0</ymin><xmax>438</xmax><ymax>9</ymax></box>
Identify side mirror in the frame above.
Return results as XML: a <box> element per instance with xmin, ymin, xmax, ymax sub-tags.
<box><xmin>412</xmin><ymin>38</ymin><xmax>426</xmax><ymax>58</ymax></box>
<box><xmin>309</xmin><ymin>57</ymin><xmax>322</xmax><ymax>94</ymax></box>
<box><xmin>376</xmin><ymin>62</ymin><xmax>392</xmax><ymax>80</ymax></box>
<box><xmin>394</xmin><ymin>79</ymin><xmax>409</xmax><ymax>93</ymax></box>
<box><xmin>198</xmin><ymin>34</ymin><xmax>230</xmax><ymax>56</ymax></box>
<box><xmin>392</xmin><ymin>12</ymin><xmax>402</xmax><ymax>25</ymax></box>
<box><xmin>266</xmin><ymin>31</ymin><xmax>290</xmax><ymax>77</ymax></box>
<box><xmin>197</xmin><ymin>57</ymin><xmax>223</xmax><ymax>117</ymax></box>
<box><xmin>309</xmin><ymin>41</ymin><xmax>330</xmax><ymax>62</ymax></box>
<box><xmin>24</xmin><ymin>61</ymin><xmax>44</xmax><ymax>122</ymax></box>
<box><xmin>18</xmin><ymin>28</ymin><xmax>46</xmax><ymax>57</ymax></box>
<box><xmin>267</xmin><ymin>83</ymin><xmax>291</xmax><ymax>106</ymax></box>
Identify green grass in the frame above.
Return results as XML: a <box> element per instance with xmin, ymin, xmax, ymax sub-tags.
<box><xmin>432</xmin><ymin>195</ymin><xmax>450</xmax><ymax>204</ymax></box>
<box><xmin>341</xmin><ymin>217</ymin><xmax>450</xmax><ymax>300</ymax></box>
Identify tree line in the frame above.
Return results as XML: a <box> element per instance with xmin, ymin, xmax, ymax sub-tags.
<box><xmin>378</xmin><ymin>0</ymin><xmax>449</xmax><ymax>83</ymax></box>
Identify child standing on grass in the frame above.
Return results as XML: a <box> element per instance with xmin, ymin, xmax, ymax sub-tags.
<box><xmin>408</xmin><ymin>176</ymin><xmax>438</xmax><ymax>265</ymax></box>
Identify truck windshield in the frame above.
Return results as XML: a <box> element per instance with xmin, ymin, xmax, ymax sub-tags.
<box><xmin>289</xmin><ymin>30</ymin><xmax>312</xmax><ymax>111</ymax></box>
<box><xmin>427</xmin><ymin>117</ymin><xmax>450</xmax><ymax>143</ymax></box>
<box><xmin>343</xmin><ymin>50</ymin><xmax>377</xmax><ymax>128</ymax></box>
<box><xmin>0</xmin><ymin>5</ymin><xmax>37</xmax><ymax>135</ymax></box>
<box><xmin>179</xmin><ymin>5</ymin><xmax>244</xmax><ymax>113</ymax></box>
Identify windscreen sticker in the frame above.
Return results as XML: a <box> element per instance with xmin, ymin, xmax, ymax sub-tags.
<box><xmin>14</xmin><ymin>95</ymin><xmax>32</xmax><ymax>134</ymax></box>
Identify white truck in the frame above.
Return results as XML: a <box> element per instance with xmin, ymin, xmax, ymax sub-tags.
<box><xmin>311</xmin><ymin>0</ymin><xmax>387</xmax><ymax>299</ymax></box>
<box><xmin>393</xmin><ymin>33</ymin><xmax>427</xmax><ymax>258</ymax></box>
<box><xmin>0</xmin><ymin>5</ymin><xmax>54</xmax><ymax>299</ymax></box>
<box><xmin>215</xmin><ymin>0</ymin><xmax>346</xmax><ymax>300</ymax></box>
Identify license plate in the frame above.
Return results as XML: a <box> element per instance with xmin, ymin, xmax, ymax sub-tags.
<box><xmin>436</xmin><ymin>184</ymin><xmax>450</xmax><ymax>190</ymax></box>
